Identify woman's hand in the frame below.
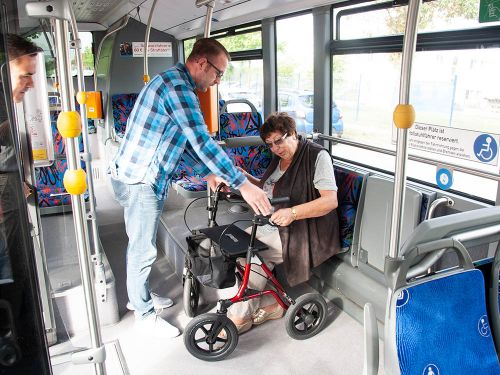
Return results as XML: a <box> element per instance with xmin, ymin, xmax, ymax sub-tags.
<box><xmin>270</xmin><ymin>208</ymin><xmax>294</xmax><ymax>227</ymax></box>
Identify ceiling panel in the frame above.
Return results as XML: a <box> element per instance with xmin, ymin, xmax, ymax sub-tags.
<box><xmin>18</xmin><ymin>0</ymin><xmax>340</xmax><ymax>38</ymax></box>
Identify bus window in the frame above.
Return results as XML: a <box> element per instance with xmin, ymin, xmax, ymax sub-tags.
<box><xmin>332</xmin><ymin>52</ymin><xmax>401</xmax><ymax>148</ymax></box>
<box><xmin>276</xmin><ymin>13</ymin><xmax>314</xmax><ymax>133</ymax></box>
<box><xmin>29</xmin><ymin>31</ymin><xmax>94</xmax><ymax>77</ymax></box>
<box><xmin>334</xmin><ymin>2</ymin><xmax>407</xmax><ymax>40</ymax></box>
<box><xmin>332</xmin><ymin>0</ymin><xmax>500</xmax><ymax>201</ymax></box>
<box><xmin>183</xmin><ymin>38</ymin><xmax>195</xmax><ymax>58</ymax></box>
<box><xmin>215</xmin><ymin>25</ymin><xmax>263</xmax><ymax>114</ymax></box>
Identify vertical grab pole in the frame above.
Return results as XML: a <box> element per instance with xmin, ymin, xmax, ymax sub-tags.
<box><xmin>388</xmin><ymin>0</ymin><xmax>421</xmax><ymax>259</ymax></box>
<box><xmin>195</xmin><ymin>0</ymin><xmax>216</xmax><ymax>216</ymax></box>
<box><xmin>143</xmin><ymin>0</ymin><xmax>159</xmax><ymax>84</ymax></box>
<box><xmin>53</xmin><ymin>19</ymin><xmax>106</xmax><ymax>375</ymax></box>
<box><xmin>68</xmin><ymin>4</ymin><xmax>105</xmax><ymax>293</ymax></box>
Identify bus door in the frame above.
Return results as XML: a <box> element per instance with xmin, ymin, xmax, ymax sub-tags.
<box><xmin>0</xmin><ymin>21</ymin><xmax>51</xmax><ymax>375</ymax></box>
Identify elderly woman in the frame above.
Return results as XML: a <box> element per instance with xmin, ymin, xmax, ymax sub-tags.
<box><xmin>227</xmin><ymin>112</ymin><xmax>341</xmax><ymax>334</ymax></box>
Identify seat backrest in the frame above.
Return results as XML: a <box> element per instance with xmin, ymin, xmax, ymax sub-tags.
<box><xmin>35</xmin><ymin>159</ymin><xmax>88</xmax><ymax>208</ymax></box>
<box><xmin>386</xmin><ymin>235</ymin><xmax>500</xmax><ymax>375</ymax></box>
<box><xmin>333</xmin><ymin>166</ymin><xmax>368</xmax><ymax>254</ymax></box>
<box><xmin>387</xmin><ymin>268</ymin><xmax>499</xmax><ymax>374</ymax></box>
<box><xmin>219</xmin><ymin>111</ymin><xmax>271</xmax><ymax>178</ymax></box>
<box><xmin>50</xmin><ymin>111</ymin><xmax>84</xmax><ymax>156</ymax></box>
<box><xmin>357</xmin><ymin>176</ymin><xmax>423</xmax><ymax>278</ymax></box>
<box><xmin>489</xmin><ymin>242</ymin><xmax>500</xmax><ymax>354</ymax></box>
<box><xmin>111</xmin><ymin>93</ymin><xmax>138</xmax><ymax>138</ymax></box>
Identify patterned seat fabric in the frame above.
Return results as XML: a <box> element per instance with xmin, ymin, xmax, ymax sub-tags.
<box><xmin>334</xmin><ymin>167</ymin><xmax>364</xmax><ymax>250</ymax></box>
<box><xmin>393</xmin><ymin>270</ymin><xmax>499</xmax><ymax>374</ymax></box>
<box><xmin>35</xmin><ymin>159</ymin><xmax>88</xmax><ymax>207</ymax></box>
<box><xmin>171</xmin><ymin>160</ymin><xmax>207</xmax><ymax>192</ymax></box>
<box><xmin>111</xmin><ymin>93</ymin><xmax>138</xmax><ymax>138</ymax></box>
<box><xmin>34</xmin><ymin>112</ymin><xmax>87</xmax><ymax>208</ymax></box>
<box><xmin>50</xmin><ymin>111</ymin><xmax>85</xmax><ymax>156</ymax></box>
<box><xmin>219</xmin><ymin>112</ymin><xmax>271</xmax><ymax>178</ymax></box>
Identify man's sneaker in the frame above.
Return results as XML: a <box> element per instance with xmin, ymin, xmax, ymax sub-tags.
<box><xmin>134</xmin><ymin>314</ymin><xmax>180</xmax><ymax>338</ymax></box>
<box><xmin>126</xmin><ymin>293</ymin><xmax>174</xmax><ymax>311</ymax></box>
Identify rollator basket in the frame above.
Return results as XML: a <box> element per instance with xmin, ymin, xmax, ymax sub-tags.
<box><xmin>186</xmin><ymin>224</ymin><xmax>268</xmax><ymax>289</ymax></box>
<box><xmin>186</xmin><ymin>232</ymin><xmax>237</xmax><ymax>289</ymax></box>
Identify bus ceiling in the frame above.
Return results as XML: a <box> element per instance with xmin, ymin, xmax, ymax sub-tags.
<box><xmin>16</xmin><ymin>0</ymin><xmax>343</xmax><ymax>39</ymax></box>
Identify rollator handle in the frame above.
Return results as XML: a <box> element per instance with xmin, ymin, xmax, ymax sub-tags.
<box><xmin>269</xmin><ymin>196</ymin><xmax>290</xmax><ymax>205</ymax></box>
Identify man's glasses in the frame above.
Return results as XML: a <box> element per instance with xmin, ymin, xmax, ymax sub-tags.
<box><xmin>206</xmin><ymin>59</ymin><xmax>224</xmax><ymax>79</ymax></box>
<box><xmin>265</xmin><ymin>133</ymin><xmax>288</xmax><ymax>148</ymax></box>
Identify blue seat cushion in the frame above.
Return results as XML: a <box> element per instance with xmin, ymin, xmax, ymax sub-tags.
<box><xmin>395</xmin><ymin>269</ymin><xmax>500</xmax><ymax>374</ymax></box>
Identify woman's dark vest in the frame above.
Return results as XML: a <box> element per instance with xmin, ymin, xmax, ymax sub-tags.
<box><xmin>260</xmin><ymin>137</ymin><xmax>341</xmax><ymax>286</ymax></box>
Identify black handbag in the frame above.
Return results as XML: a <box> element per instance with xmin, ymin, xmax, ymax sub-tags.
<box><xmin>186</xmin><ymin>234</ymin><xmax>236</xmax><ymax>289</ymax></box>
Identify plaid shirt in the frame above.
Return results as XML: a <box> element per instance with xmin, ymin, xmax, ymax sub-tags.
<box><xmin>112</xmin><ymin>63</ymin><xmax>246</xmax><ymax>200</ymax></box>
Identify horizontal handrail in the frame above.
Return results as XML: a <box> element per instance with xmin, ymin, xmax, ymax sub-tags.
<box><xmin>317</xmin><ymin>133</ymin><xmax>500</xmax><ymax>182</ymax></box>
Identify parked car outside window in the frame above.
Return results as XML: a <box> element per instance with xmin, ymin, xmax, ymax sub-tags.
<box><xmin>278</xmin><ymin>90</ymin><xmax>344</xmax><ymax>136</ymax></box>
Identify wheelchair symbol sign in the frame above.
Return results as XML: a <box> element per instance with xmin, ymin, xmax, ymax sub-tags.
<box><xmin>478</xmin><ymin>315</ymin><xmax>491</xmax><ymax>337</ymax></box>
<box><xmin>474</xmin><ymin>134</ymin><xmax>498</xmax><ymax>163</ymax></box>
<box><xmin>436</xmin><ymin>168</ymin><xmax>453</xmax><ymax>190</ymax></box>
<box><xmin>423</xmin><ymin>364</ymin><xmax>440</xmax><ymax>375</ymax></box>
<box><xmin>396</xmin><ymin>289</ymin><xmax>410</xmax><ymax>307</ymax></box>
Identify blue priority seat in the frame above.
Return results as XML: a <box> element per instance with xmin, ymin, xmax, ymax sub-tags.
<box><xmin>385</xmin><ymin>238</ymin><xmax>500</xmax><ymax>374</ymax></box>
<box><xmin>491</xmin><ymin>242</ymin><xmax>500</xmax><ymax>354</ymax></box>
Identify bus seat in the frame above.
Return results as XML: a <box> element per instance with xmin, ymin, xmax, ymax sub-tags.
<box><xmin>173</xmin><ymin>103</ymin><xmax>270</xmax><ymax>198</ymax></box>
<box><xmin>50</xmin><ymin>110</ymin><xmax>85</xmax><ymax>156</ymax></box>
<box><xmin>35</xmin><ymin>159</ymin><xmax>88</xmax><ymax>210</ymax></box>
<box><xmin>111</xmin><ymin>93</ymin><xmax>138</xmax><ymax>139</ymax></box>
<box><xmin>219</xmin><ymin>111</ymin><xmax>271</xmax><ymax>178</ymax></box>
<box><xmin>356</xmin><ymin>176</ymin><xmax>423</xmax><ymax>283</ymax></box>
<box><xmin>34</xmin><ymin>111</ymin><xmax>87</xmax><ymax>211</ymax></box>
<box><xmin>491</xmin><ymin>242</ymin><xmax>500</xmax><ymax>354</ymax></box>
<box><xmin>334</xmin><ymin>166</ymin><xmax>368</xmax><ymax>255</ymax></box>
<box><xmin>385</xmin><ymin>237</ymin><xmax>500</xmax><ymax>374</ymax></box>
<box><xmin>171</xmin><ymin>159</ymin><xmax>208</xmax><ymax>198</ymax></box>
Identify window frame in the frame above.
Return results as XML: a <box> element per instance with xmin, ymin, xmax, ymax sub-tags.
<box><xmin>330</xmin><ymin>0</ymin><xmax>500</xmax><ymax>202</ymax></box>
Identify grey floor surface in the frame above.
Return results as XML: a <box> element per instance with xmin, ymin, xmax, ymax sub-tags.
<box><xmin>46</xmin><ymin>183</ymin><xmax>383</xmax><ymax>375</ymax></box>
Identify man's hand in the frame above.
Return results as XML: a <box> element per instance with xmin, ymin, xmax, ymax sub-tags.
<box><xmin>239</xmin><ymin>181</ymin><xmax>272</xmax><ymax>215</ymax></box>
<box><xmin>205</xmin><ymin>174</ymin><xmax>229</xmax><ymax>192</ymax></box>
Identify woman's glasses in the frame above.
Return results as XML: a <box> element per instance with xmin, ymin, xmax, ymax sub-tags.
<box><xmin>265</xmin><ymin>133</ymin><xmax>288</xmax><ymax>148</ymax></box>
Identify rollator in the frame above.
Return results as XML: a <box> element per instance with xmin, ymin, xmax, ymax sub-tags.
<box><xmin>183</xmin><ymin>184</ymin><xmax>328</xmax><ymax>361</ymax></box>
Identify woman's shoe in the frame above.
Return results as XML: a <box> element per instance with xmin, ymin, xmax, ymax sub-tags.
<box><xmin>252</xmin><ymin>304</ymin><xmax>285</xmax><ymax>325</ymax></box>
<box><xmin>234</xmin><ymin>319</ymin><xmax>253</xmax><ymax>334</ymax></box>
<box><xmin>219</xmin><ymin>317</ymin><xmax>252</xmax><ymax>339</ymax></box>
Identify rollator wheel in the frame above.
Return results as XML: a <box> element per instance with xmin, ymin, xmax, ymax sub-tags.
<box><xmin>285</xmin><ymin>292</ymin><xmax>328</xmax><ymax>340</ymax></box>
<box><xmin>183</xmin><ymin>273</ymin><xmax>200</xmax><ymax>318</ymax></box>
<box><xmin>184</xmin><ymin>313</ymin><xmax>238</xmax><ymax>361</ymax></box>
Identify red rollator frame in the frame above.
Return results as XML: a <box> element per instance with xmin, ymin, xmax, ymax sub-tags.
<box><xmin>183</xmin><ymin>184</ymin><xmax>329</xmax><ymax>362</ymax></box>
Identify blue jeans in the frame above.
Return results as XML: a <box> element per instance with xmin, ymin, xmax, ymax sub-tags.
<box><xmin>110</xmin><ymin>178</ymin><xmax>165</xmax><ymax>319</ymax></box>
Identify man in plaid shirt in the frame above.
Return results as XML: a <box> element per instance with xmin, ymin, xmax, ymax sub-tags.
<box><xmin>110</xmin><ymin>38</ymin><xmax>271</xmax><ymax>338</ymax></box>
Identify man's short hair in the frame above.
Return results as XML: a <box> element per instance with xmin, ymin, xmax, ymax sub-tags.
<box><xmin>6</xmin><ymin>34</ymin><xmax>41</xmax><ymax>61</ymax></box>
<box><xmin>186</xmin><ymin>38</ymin><xmax>230</xmax><ymax>63</ymax></box>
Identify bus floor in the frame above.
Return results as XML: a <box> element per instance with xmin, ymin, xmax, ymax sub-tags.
<box><xmin>47</xmin><ymin>183</ymin><xmax>384</xmax><ymax>375</ymax></box>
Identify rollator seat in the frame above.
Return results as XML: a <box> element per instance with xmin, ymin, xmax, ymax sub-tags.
<box><xmin>199</xmin><ymin>225</ymin><xmax>268</xmax><ymax>258</ymax></box>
